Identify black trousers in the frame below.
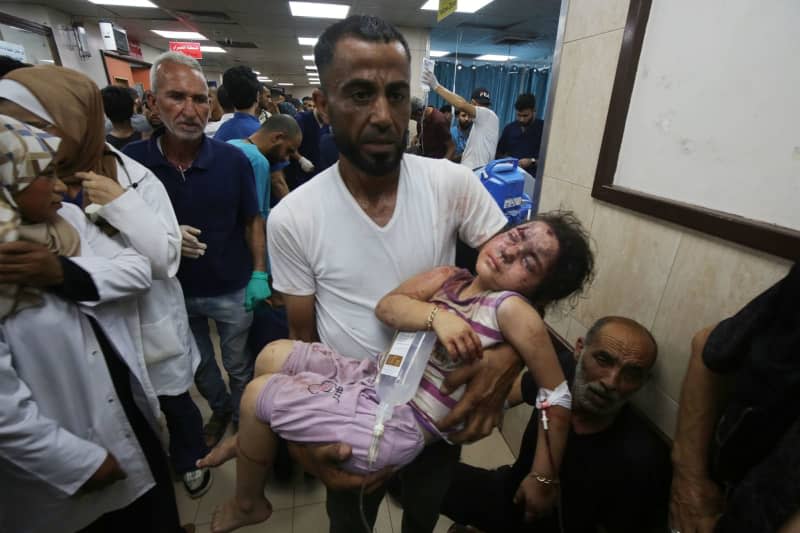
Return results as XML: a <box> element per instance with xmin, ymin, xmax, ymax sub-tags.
<box><xmin>326</xmin><ymin>439</ymin><xmax>461</xmax><ymax>533</ymax></box>
<box><xmin>159</xmin><ymin>391</ymin><xmax>208</xmax><ymax>475</ymax></box>
<box><xmin>80</xmin><ymin>320</ymin><xmax>183</xmax><ymax>533</ymax></box>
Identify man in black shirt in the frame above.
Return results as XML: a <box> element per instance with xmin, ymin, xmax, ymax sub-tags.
<box><xmin>442</xmin><ymin>316</ymin><xmax>671</xmax><ymax>532</ymax></box>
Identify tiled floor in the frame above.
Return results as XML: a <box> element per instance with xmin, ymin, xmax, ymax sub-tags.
<box><xmin>175</xmin><ymin>324</ymin><xmax>516</xmax><ymax>532</ymax></box>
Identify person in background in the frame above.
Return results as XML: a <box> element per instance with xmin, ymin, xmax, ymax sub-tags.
<box><xmin>496</xmin><ymin>93</ymin><xmax>544</xmax><ymax>174</ymax></box>
<box><xmin>670</xmin><ymin>264</ymin><xmax>800</xmax><ymax>533</ymax></box>
<box><xmin>284</xmin><ymin>88</ymin><xmax>330</xmax><ymax>189</ymax></box>
<box><xmin>267</xmin><ymin>15</ymin><xmax>516</xmax><ymax>533</ymax></box>
<box><xmin>443</xmin><ymin>316</ymin><xmax>671</xmax><ymax>533</ymax></box>
<box><xmin>208</xmin><ymin>87</ymin><xmax>223</xmax><ymax>122</ymax></box>
<box><xmin>272</xmin><ymin>87</ymin><xmax>296</xmax><ymax>116</ymax></box>
<box><xmin>102</xmin><ymin>85</ymin><xmax>143</xmax><ymax>150</ymax></box>
<box><xmin>143</xmin><ymin>89</ymin><xmax>163</xmax><ymax>131</ymax></box>
<box><xmin>410</xmin><ymin>97</ymin><xmax>455</xmax><ymax>160</ymax></box>
<box><xmin>214</xmin><ymin>66</ymin><xmax>262</xmax><ymax>142</ymax></box>
<box><xmin>0</xmin><ymin>116</ymin><xmax>188</xmax><ymax>533</ymax></box>
<box><xmin>424</xmin><ymin>69</ymin><xmax>499</xmax><ymax>170</ymax></box>
<box><xmin>205</xmin><ymin>84</ymin><xmax>235</xmax><ymax>137</ymax></box>
<box><xmin>257</xmin><ymin>84</ymin><xmax>276</xmax><ymax>123</ymax></box>
<box><xmin>318</xmin><ymin>126</ymin><xmax>339</xmax><ymax>172</ymax></box>
<box><xmin>439</xmin><ymin>103</ymin><xmax>452</xmax><ymax>125</ymax></box>
<box><xmin>451</xmin><ymin>109</ymin><xmax>473</xmax><ymax>163</ymax></box>
<box><xmin>124</xmin><ymin>52</ymin><xmax>268</xmax><ymax>448</ymax></box>
<box><xmin>227</xmin><ymin>115</ymin><xmax>302</xmax><ymax>379</ymax></box>
<box><xmin>302</xmin><ymin>96</ymin><xmax>315</xmax><ymax>112</ymax></box>
<box><xmin>129</xmin><ymin>88</ymin><xmax>153</xmax><ymax>137</ymax></box>
<box><xmin>0</xmin><ymin>54</ymin><xmax>29</xmax><ymax>76</ymax></box>
<box><xmin>1</xmin><ymin>63</ymin><xmax>212</xmax><ymax>499</ymax></box>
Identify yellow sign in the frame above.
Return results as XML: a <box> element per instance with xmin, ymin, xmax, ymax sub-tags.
<box><xmin>437</xmin><ymin>0</ymin><xmax>457</xmax><ymax>22</ymax></box>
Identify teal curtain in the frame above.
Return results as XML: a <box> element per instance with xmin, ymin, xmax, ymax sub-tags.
<box><xmin>427</xmin><ymin>62</ymin><xmax>550</xmax><ymax>126</ymax></box>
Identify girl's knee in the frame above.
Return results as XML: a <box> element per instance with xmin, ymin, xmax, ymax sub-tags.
<box><xmin>255</xmin><ymin>339</ymin><xmax>295</xmax><ymax>375</ymax></box>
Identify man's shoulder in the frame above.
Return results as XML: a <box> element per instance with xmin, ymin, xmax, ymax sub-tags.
<box><xmin>122</xmin><ymin>137</ymin><xmax>151</xmax><ymax>160</ymax></box>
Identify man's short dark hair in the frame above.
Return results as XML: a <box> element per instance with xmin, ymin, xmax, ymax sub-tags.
<box><xmin>216</xmin><ymin>84</ymin><xmax>234</xmax><ymax>112</ymax></box>
<box><xmin>222</xmin><ymin>65</ymin><xmax>260</xmax><ymax>110</ymax></box>
<box><xmin>101</xmin><ymin>85</ymin><xmax>134</xmax><ymax>124</ymax></box>
<box><xmin>585</xmin><ymin>316</ymin><xmax>658</xmax><ymax>359</ymax></box>
<box><xmin>527</xmin><ymin>210</ymin><xmax>594</xmax><ymax>308</ymax></box>
<box><xmin>302</xmin><ymin>96</ymin><xmax>312</xmax><ymax>103</ymax></box>
<box><xmin>259</xmin><ymin>113</ymin><xmax>302</xmax><ymax>138</ymax></box>
<box><xmin>439</xmin><ymin>104</ymin><xmax>451</xmax><ymax>114</ymax></box>
<box><xmin>314</xmin><ymin>15</ymin><xmax>411</xmax><ymax>85</ymax></box>
<box><xmin>0</xmin><ymin>55</ymin><xmax>30</xmax><ymax>77</ymax></box>
<box><xmin>515</xmin><ymin>93</ymin><xmax>536</xmax><ymax>111</ymax></box>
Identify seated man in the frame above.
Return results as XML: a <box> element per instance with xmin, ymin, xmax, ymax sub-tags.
<box><xmin>442</xmin><ymin>316</ymin><xmax>671</xmax><ymax>533</ymax></box>
<box><xmin>670</xmin><ymin>264</ymin><xmax>800</xmax><ymax>533</ymax></box>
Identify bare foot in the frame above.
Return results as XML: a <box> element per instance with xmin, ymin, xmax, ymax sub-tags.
<box><xmin>211</xmin><ymin>497</ymin><xmax>272</xmax><ymax>533</ymax></box>
<box><xmin>197</xmin><ymin>434</ymin><xmax>239</xmax><ymax>468</ymax></box>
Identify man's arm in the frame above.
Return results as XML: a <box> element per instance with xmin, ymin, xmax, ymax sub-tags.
<box><xmin>670</xmin><ymin>325</ymin><xmax>728</xmax><ymax>533</ymax></box>
<box><xmin>245</xmin><ymin>215</ymin><xmax>267</xmax><ymax>273</ymax></box>
<box><xmin>423</xmin><ymin>69</ymin><xmax>477</xmax><ymax>117</ymax></box>
<box><xmin>271</xmin><ymin>169</ymin><xmax>290</xmax><ymax>202</ymax></box>
<box><xmin>443</xmin><ymin>136</ymin><xmax>456</xmax><ymax>161</ymax></box>
<box><xmin>283</xmin><ymin>293</ymin><xmax>318</xmax><ymax>342</ymax></box>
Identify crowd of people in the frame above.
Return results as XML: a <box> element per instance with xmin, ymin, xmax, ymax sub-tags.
<box><xmin>0</xmin><ymin>13</ymin><xmax>797</xmax><ymax>533</ymax></box>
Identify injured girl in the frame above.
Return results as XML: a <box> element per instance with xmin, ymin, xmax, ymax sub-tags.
<box><xmin>201</xmin><ymin>211</ymin><xmax>594</xmax><ymax>533</ymax></box>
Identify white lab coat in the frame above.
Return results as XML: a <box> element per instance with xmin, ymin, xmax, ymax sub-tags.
<box><xmin>0</xmin><ymin>203</ymin><xmax>159</xmax><ymax>533</ymax></box>
<box><xmin>99</xmin><ymin>147</ymin><xmax>200</xmax><ymax>396</ymax></box>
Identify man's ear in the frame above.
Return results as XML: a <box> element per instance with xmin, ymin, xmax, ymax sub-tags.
<box><xmin>147</xmin><ymin>92</ymin><xmax>157</xmax><ymax>111</ymax></box>
<box><xmin>574</xmin><ymin>337</ymin><xmax>584</xmax><ymax>361</ymax></box>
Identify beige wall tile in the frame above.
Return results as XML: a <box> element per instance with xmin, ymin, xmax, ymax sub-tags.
<box><xmin>574</xmin><ymin>203</ymin><xmax>682</xmax><ymax>330</ymax></box>
<box><xmin>631</xmin><ymin>381</ymin><xmax>679</xmax><ymax>438</ymax></box>
<box><xmin>543</xmin><ymin>30</ymin><xmax>624</xmax><ymax>188</ymax></box>
<box><xmin>545</xmin><ymin>306</ymin><xmax>572</xmax><ymax>339</ymax></box>
<box><xmin>293</xmin><ymin>502</ymin><xmax>328</xmax><ymax>532</ymax></box>
<box><xmin>565</xmin><ymin>317</ymin><xmax>590</xmax><ymax>346</ymax></box>
<box><xmin>649</xmin><ymin>231</ymin><xmax>791</xmax><ymax>401</ymax></box>
<box><xmin>461</xmin><ymin>428</ymin><xmax>515</xmax><ymax>468</ymax></box>
<box><xmin>501</xmin><ymin>403</ymin><xmax>534</xmax><ymax>457</ymax></box>
<box><xmin>564</xmin><ymin>0</ymin><xmax>631</xmax><ymax>42</ymax></box>
<box><xmin>538</xmin><ymin>176</ymin><xmax>596</xmax><ymax>230</ymax></box>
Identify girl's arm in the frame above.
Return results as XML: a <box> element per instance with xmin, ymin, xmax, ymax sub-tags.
<box><xmin>375</xmin><ymin>266</ymin><xmax>481</xmax><ymax>360</ymax></box>
<box><xmin>497</xmin><ymin>296</ymin><xmax>570</xmax><ymax>519</ymax></box>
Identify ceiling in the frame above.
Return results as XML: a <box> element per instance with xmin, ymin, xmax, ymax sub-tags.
<box><xmin>36</xmin><ymin>0</ymin><xmax>561</xmax><ymax>85</ymax></box>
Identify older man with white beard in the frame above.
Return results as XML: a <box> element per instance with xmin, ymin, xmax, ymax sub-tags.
<box><xmin>441</xmin><ymin>316</ymin><xmax>672</xmax><ymax>533</ymax></box>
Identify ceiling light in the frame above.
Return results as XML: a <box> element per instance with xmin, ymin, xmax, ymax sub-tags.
<box><xmin>278</xmin><ymin>83</ymin><xmax>294</xmax><ymax>86</ymax></box>
<box><xmin>303</xmin><ymin>54</ymin><xmax>315</xmax><ymax>61</ymax></box>
<box><xmin>200</xmin><ymin>46</ymin><xmax>226</xmax><ymax>53</ymax></box>
<box><xmin>89</xmin><ymin>0</ymin><xmax>157</xmax><ymax>5</ymax></box>
<box><xmin>305</xmin><ymin>65</ymin><xmax>318</xmax><ymax>71</ymax></box>
<box><xmin>429</xmin><ymin>50</ymin><xmax>449</xmax><ymax>58</ymax></box>
<box><xmin>475</xmin><ymin>54</ymin><xmax>515</xmax><ymax>61</ymax></box>
<box><xmin>289</xmin><ymin>2</ymin><xmax>350</xmax><ymax>19</ymax></box>
<box><xmin>310</xmin><ymin>82</ymin><xmax>320</xmax><ymax>85</ymax></box>
<box><xmin>252</xmin><ymin>70</ymin><xmax>260</xmax><ymax>75</ymax></box>
<box><xmin>298</xmin><ymin>37</ymin><xmax>318</xmax><ymax>46</ymax></box>
<box><xmin>38</xmin><ymin>59</ymin><xmax>56</xmax><ymax>63</ymax></box>
<box><xmin>152</xmin><ymin>30</ymin><xmax>208</xmax><ymax>40</ymax></box>
<box><xmin>257</xmin><ymin>77</ymin><xmax>272</xmax><ymax>82</ymax></box>
<box><xmin>420</xmin><ymin>0</ymin><xmax>493</xmax><ymax>13</ymax></box>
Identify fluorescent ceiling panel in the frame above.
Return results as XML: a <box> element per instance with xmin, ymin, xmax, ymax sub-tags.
<box><xmin>475</xmin><ymin>54</ymin><xmax>515</xmax><ymax>61</ymax></box>
<box><xmin>298</xmin><ymin>37</ymin><xmax>318</xmax><ymax>46</ymax></box>
<box><xmin>305</xmin><ymin>65</ymin><xmax>318</xmax><ymax>70</ymax></box>
<box><xmin>310</xmin><ymin>82</ymin><xmax>320</xmax><ymax>85</ymax></box>
<box><xmin>151</xmin><ymin>30</ymin><xmax>208</xmax><ymax>40</ymax></box>
<box><xmin>303</xmin><ymin>55</ymin><xmax>315</xmax><ymax>60</ymax></box>
<box><xmin>200</xmin><ymin>46</ymin><xmax>226</xmax><ymax>53</ymax></box>
<box><xmin>278</xmin><ymin>83</ymin><xmax>294</xmax><ymax>86</ymax></box>
<box><xmin>252</xmin><ymin>70</ymin><xmax>260</xmax><ymax>75</ymax></box>
<box><xmin>420</xmin><ymin>0</ymin><xmax>493</xmax><ymax>13</ymax></box>
<box><xmin>88</xmin><ymin>0</ymin><xmax>157</xmax><ymax>6</ymax></box>
<box><xmin>429</xmin><ymin>50</ymin><xmax>449</xmax><ymax>58</ymax></box>
<box><xmin>289</xmin><ymin>2</ymin><xmax>350</xmax><ymax>19</ymax></box>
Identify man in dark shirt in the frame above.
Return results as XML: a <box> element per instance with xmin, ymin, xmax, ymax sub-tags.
<box><xmin>670</xmin><ymin>264</ymin><xmax>800</xmax><ymax>533</ymax></box>
<box><xmin>214</xmin><ymin>66</ymin><xmax>262</xmax><ymax>142</ymax></box>
<box><xmin>442</xmin><ymin>316</ymin><xmax>671</xmax><ymax>533</ymax></box>
<box><xmin>411</xmin><ymin>97</ymin><xmax>455</xmax><ymax>160</ymax></box>
<box><xmin>496</xmin><ymin>93</ymin><xmax>544</xmax><ymax>174</ymax></box>
<box><xmin>124</xmin><ymin>52</ymin><xmax>269</xmax><ymax>448</ymax></box>
<box><xmin>284</xmin><ymin>100</ymin><xmax>330</xmax><ymax>189</ymax></box>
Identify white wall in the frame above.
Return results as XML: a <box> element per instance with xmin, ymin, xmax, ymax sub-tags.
<box><xmin>0</xmin><ymin>3</ymin><xmax>109</xmax><ymax>86</ymax></box>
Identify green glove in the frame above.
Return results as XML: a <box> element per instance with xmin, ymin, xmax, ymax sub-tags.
<box><xmin>244</xmin><ymin>271</ymin><xmax>271</xmax><ymax>312</ymax></box>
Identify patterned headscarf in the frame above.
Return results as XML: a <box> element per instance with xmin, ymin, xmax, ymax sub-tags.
<box><xmin>0</xmin><ymin>115</ymin><xmax>80</xmax><ymax>319</ymax></box>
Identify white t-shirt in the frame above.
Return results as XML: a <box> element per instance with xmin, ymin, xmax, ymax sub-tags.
<box><xmin>268</xmin><ymin>154</ymin><xmax>507</xmax><ymax>360</ymax></box>
<box><xmin>460</xmin><ymin>106</ymin><xmax>500</xmax><ymax>171</ymax></box>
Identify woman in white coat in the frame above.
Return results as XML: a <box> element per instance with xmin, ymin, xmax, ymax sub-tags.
<box><xmin>0</xmin><ymin>117</ymin><xmax>187</xmax><ymax>532</ymax></box>
<box><xmin>0</xmin><ymin>64</ymin><xmax>211</xmax><ymax>497</ymax></box>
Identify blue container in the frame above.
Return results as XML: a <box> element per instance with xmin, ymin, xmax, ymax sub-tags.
<box><xmin>477</xmin><ymin>158</ymin><xmax>533</xmax><ymax>224</ymax></box>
